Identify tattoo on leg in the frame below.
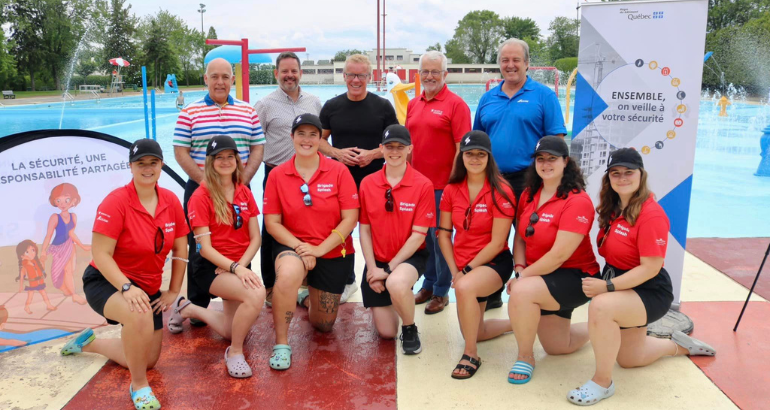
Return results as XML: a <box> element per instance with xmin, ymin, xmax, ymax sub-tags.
<box><xmin>318</xmin><ymin>292</ymin><xmax>340</xmax><ymax>314</ymax></box>
<box><xmin>278</xmin><ymin>251</ymin><xmax>302</xmax><ymax>261</ymax></box>
<box><xmin>284</xmin><ymin>311</ymin><xmax>293</xmax><ymax>324</ymax></box>
<box><xmin>314</xmin><ymin>318</ymin><xmax>336</xmax><ymax>333</ymax></box>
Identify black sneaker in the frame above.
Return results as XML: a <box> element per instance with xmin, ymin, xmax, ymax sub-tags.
<box><xmin>485</xmin><ymin>293</ymin><xmax>503</xmax><ymax>311</ymax></box>
<box><xmin>190</xmin><ymin>318</ymin><xmax>207</xmax><ymax>327</ymax></box>
<box><xmin>400</xmin><ymin>324</ymin><xmax>422</xmax><ymax>355</ymax></box>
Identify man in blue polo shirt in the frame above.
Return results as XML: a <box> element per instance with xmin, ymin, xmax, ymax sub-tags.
<box><xmin>473</xmin><ymin>38</ymin><xmax>566</xmax><ymax>309</ymax></box>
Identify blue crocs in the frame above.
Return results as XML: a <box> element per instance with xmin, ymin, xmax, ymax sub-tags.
<box><xmin>60</xmin><ymin>328</ymin><xmax>95</xmax><ymax>356</ymax></box>
<box><xmin>507</xmin><ymin>360</ymin><xmax>534</xmax><ymax>384</ymax></box>
<box><xmin>567</xmin><ymin>380</ymin><xmax>615</xmax><ymax>406</ymax></box>
<box><xmin>130</xmin><ymin>384</ymin><xmax>161</xmax><ymax>410</ymax></box>
<box><xmin>269</xmin><ymin>344</ymin><xmax>292</xmax><ymax>370</ymax></box>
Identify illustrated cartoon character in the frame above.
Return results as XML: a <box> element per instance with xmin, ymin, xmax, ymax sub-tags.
<box><xmin>40</xmin><ymin>183</ymin><xmax>89</xmax><ymax>305</ymax></box>
<box><xmin>16</xmin><ymin>240</ymin><xmax>57</xmax><ymax>314</ymax></box>
<box><xmin>0</xmin><ymin>304</ymin><xmax>27</xmax><ymax>347</ymax></box>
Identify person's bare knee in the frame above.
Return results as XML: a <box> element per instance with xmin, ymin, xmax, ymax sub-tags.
<box><xmin>509</xmin><ymin>278</ymin><xmax>540</xmax><ymax>306</ymax></box>
<box><xmin>616</xmin><ymin>354</ymin><xmax>643</xmax><ymax>369</ymax></box>
<box><xmin>588</xmin><ymin>294</ymin><xmax>616</xmax><ymax>323</ymax></box>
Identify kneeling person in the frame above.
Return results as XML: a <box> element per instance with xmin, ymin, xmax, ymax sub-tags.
<box><xmin>359</xmin><ymin>125</ymin><xmax>435</xmax><ymax>354</ymax></box>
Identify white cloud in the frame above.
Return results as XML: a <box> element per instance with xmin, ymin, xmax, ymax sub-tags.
<box><xmin>126</xmin><ymin>0</ymin><xmax>578</xmax><ymax>60</ymax></box>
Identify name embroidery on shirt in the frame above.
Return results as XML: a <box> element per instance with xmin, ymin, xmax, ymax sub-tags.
<box><xmin>317</xmin><ymin>183</ymin><xmax>334</xmax><ymax>193</ymax></box>
<box><xmin>614</xmin><ymin>223</ymin><xmax>630</xmax><ymax>237</ymax></box>
<box><xmin>400</xmin><ymin>202</ymin><xmax>415</xmax><ymax>212</ymax></box>
<box><xmin>430</xmin><ymin>109</ymin><xmax>444</xmax><ymax>115</ymax></box>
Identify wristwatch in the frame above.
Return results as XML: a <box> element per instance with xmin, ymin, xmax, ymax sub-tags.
<box><xmin>383</xmin><ymin>265</ymin><xmax>392</xmax><ymax>274</ymax></box>
<box><xmin>121</xmin><ymin>283</ymin><xmax>132</xmax><ymax>293</ymax></box>
<box><xmin>606</xmin><ymin>279</ymin><xmax>615</xmax><ymax>292</ymax></box>
<box><xmin>462</xmin><ymin>265</ymin><xmax>473</xmax><ymax>275</ymax></box>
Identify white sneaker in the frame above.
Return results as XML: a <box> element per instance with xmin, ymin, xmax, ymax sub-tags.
<box><xmin>340</xmin><ymin>283</ymin><xmax>358</xmax><ymax>304</ymax></box>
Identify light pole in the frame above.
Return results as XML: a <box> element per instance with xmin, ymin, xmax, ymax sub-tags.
<box><xmin>198</xmin><ymin>3</ymin><xmax>206</xmax><ymax>34</ymax></box>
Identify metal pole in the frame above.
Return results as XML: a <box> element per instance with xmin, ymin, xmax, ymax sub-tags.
<box><xmin>141</xmin><ymin>66</ymin><xmax>150</xmax><ymax>139</ymax></box>
<box><xmin>734</xmin><ymin>242</ymin><xmax>770</xmax><ymax>331</ymax></box>
<box><xmin>383</xmin><ymin>0</ymin><xmax>386</xmax><ymax>77</ymax></box>
<box><xmin>241</xmin><ymin>39</ymin><xmax>249</xmax><ymax>102</ymax></box>
<box><xmin>150</xmin><ymin>89</ymin><xmax>157</xmax><ymax>140</ymax></box>
<box><xmin>377</xmin><ymin>0</ymin><xmax>380</xmax><ymax>90</ymax></box>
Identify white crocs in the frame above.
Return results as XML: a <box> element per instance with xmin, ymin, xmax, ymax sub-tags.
<box><xmin>567</xmin><ymin>380</ymin><xmax>615</xmax><ymax>406</ymax></box>
<box><xmin>672</xmin><ymin>330</ymin><xmax>716</xmax><ymax>356</ymax></box>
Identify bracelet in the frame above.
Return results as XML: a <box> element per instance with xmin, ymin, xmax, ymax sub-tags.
<box><xmin>193</xmin><ymin>232</ymin><xmax>211</xmax><ymax>239</ymax></box>
<box><xmin>331</xmin><ymin>229</ymin><xmax>347</xmax><ymax>258</ymax></box>
<box><xmin>230</xmin><ymin>262</ymin><xmax>239</xmax><ymax>273</ymax></box>
<box><xmin>169</xmin><ymin>256</ymin><xmax>189</xmax><ymax>263</ymax></box>
<box><xmin>437</xmin><ymin>227</ymin><xmax>453</xmax><ymax>233</ymax></box>
<box><xmin>411</xmin><ymin>229</ymin><xmax>428</xmax><ymax>236</ymax></box>
<box><xmin>383</xmin><ymin>265</ymin><xmax>392</xmax><ymax>274</ymax></box>
<box><xmin>514</xmin><ymin>264</ymin><xmax>526</xmax><ymax>271</ymax></box>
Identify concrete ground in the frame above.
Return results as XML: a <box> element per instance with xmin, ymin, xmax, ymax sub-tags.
<box><xmin>0</xmin><ymin>239</ymin><xmax>767</xmax><ymax>409</ymax></box>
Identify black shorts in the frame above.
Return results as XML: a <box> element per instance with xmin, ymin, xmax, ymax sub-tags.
<box><xmin>82</xmin><ymin>265</ymin><xmax>163</xmax><ymax>331</ymax></box>
<box><xmin>190</xmin><ymin>251</ymin><xmax>251</xmax><ymax>299</ymax></box>
<box><xmin>361</xmin><ymin>249</ymin><xmax>429</xmax><ymax>308</ymax></box>
<box><xmin>603</xmin><ymin>264</ymin><xmax>674</xmax><ymax>328</ymax></box>
<box><xmin>473</xmin><ymin>250</ymin><xmax>514</xmax><ymax>303</ymax></box>
<box><xmin>273</xmin><ymin>244</ymin><xmax>353</xmax><ymax>294</ymax></box>
<box><xmin>540</xmin><ymin>267</ymin><xmax>593</xmax><ymax>319</ymax></box>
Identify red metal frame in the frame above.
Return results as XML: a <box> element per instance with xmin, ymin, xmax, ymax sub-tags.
<box><xmin>205</xmin><ymin>39</ymin><xmax>306</xmax><ymax>103</ymax></box>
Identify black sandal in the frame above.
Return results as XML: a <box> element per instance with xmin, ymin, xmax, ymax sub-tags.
<box><xmin>451</xmin><ymin>354</ymin><xmax>481</xmax><ymax>380</ymax></box>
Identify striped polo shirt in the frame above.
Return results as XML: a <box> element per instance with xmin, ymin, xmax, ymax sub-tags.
<box><xmin>173</xmin><ymin>94</ymin><xmax>265</xmax><ymax>167</ymax></box>
<box><xmin>254</xmin><ymin>87</ymin><xmax>322</xmax><ymax>166</ymax></box>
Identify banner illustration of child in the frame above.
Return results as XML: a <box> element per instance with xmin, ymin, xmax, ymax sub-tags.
<box><xmin>16</xmin><ymin>239</ymin><xmax>57</xmax><ymax>314</ymax></box>
<box><xmin>40</xmin><ymin>183</ymin><xmax>90</xmax><ymax>305</ymax></box>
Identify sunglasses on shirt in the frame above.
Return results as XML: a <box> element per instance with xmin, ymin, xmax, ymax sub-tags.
<box><xmin>154</xmin><ymin>227</ymin><xmax>165</xmax><ymax>254</ymax></box>
<box><xmin>385</xmin><ymin>188</ymin><xmax>394</xmax><ymax>212</ymax></box>
<box><xmin>300</xmin><ymin>183</ymin><xmax>312</xmax><ymax>206</ymax></box>
<box><xmin>598</xmin><ymin>219</ymin><xmax>614</xmax><ymax>248</ymax></box>
<box><xmin>232</xmin><ymin>204</ymin><xmax>243</xmax><ymax>230</ymax></box>
<box><xmin>525</xmin><ymin>212</ymin><xmax>539</xmax><ymax>237</ymax></box>
<box><xmin>463</xmin><ymin>207</ymin><xmax>474</xmax><ymax>231</ymax></box>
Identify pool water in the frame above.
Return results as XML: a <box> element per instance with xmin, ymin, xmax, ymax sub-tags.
<box><xmin>1</xmin><ymin>84</ymin><xmax>768</xmax><ymax>238</ymax></box>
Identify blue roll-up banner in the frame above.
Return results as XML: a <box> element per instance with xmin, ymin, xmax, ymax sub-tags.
<box><xmin>571</xmin><ymin>0</ymin><xmax>709</xmax><ymax>302</ymax></box>
<box><xmin>0</xmin><ymin>130</ymin><xmax>185</xmax><ymax>352</ymax></box>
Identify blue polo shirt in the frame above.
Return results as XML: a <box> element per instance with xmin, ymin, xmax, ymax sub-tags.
<box><xmin>473</xmin><ymin>76</ymin><xmax>566</xmax><ymax>173</ymax></box>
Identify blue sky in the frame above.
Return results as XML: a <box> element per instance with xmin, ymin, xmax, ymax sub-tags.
<box><xmin>126</xmin><ymin>0</ymin><xmax>580</xmax><ymax>61</ymax></box>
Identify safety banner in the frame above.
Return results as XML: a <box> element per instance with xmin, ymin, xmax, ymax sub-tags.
<box><xmin>0</xmin><ymin>130</ymin><xmax>185</xmax><ymax>352</ymax></box>
<box><xmin>570</xmin><ymin>0</ymin><xmax>708</xmax><ymax>302</ymax></box>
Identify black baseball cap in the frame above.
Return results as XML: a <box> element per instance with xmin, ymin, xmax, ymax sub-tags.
<box><xmin>532</xmin><ymin>136</ymin><xmax>569</xmax><ymax>157</ymax></box>
<box><xmin>460</xmin><ymin>130</ymin><xmax>492</xmax><ymax>153</ymax></box>
<box><xmin>291</xmin><ymin>113</ymin><xmax>323</xmax><ymax>134</ymax></box>
<box><xmin>382</xmin><ymin>124</ymin><xmax>411</xmax><ymax>145</ymax></box>
<box><xmin>206</xmin><ymin>135</ymin><xmax>239</xmax><ymax>156</ymax></box>
<box><xmin>129</xmin><ymin>139</ymin><xmax>163</xmax><ymax>162</ymax></box>
<box><xmin>606</xmin><ymin>147</ymin><xmax>644</xmax><ymax>171</ymax></box>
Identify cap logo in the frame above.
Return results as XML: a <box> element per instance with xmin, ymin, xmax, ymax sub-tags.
<box><xmin>609</xmin><ymin>155</ymin><xmax>613</xmax><ymax>164</ymax></box>
<box><xmin>296</xmin><ymin>116</ymin><xmax>302</xmax><ymax>124</ymax></box>
<box><xmin>465</xmin><ymin>136</ymin><xmax>471</xmax><ymax>144</ymax></box>
<box><xmin>385</xmin><ymin>130</ymin><xmax>389</xmax><ymax>138</ymax></box>
<box><xmin>132</xmin><ymin>146</ymin><xmax>138</xmax><ymax>154</ymax></box>
<box><xmin>212</xmin><ymin>141</ymin><xmax>217</xmax><ymax>148</ymax></box>
<box><xmin>535</xmin><ymin>141</ymin><xmax>541</xmax><ymax>150</ymax></box>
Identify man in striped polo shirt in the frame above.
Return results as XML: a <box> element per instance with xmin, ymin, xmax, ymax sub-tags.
<box><xmin>174</xmin><ymin>57</ymin><xmax>265</xmax><ymax>313</ymax></box>
<box><xmin>254</xmin><ymin>51</ymin><xmax>321</xmax><ymax>306</ymax></box>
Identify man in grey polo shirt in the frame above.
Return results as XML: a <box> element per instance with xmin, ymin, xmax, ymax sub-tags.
<box><xmin>254</xmin><ymin>51</ymin><xmax>322</xmax><ymax>305</ymax></box>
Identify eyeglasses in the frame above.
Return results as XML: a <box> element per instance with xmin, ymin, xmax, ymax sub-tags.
<box><xmin>300</xmin><ymin>183</ymin><xmax>312</xmax><ymax>206</ymax></box>
<box><xmin>524</xmin><ymin>212</ymin><xmax>539</xmax><ymax>237</ymax></box>
<box><xmin>463</xmin><ymin>206</ymin><xmax>474</xmax><ymax>231</ymax></box>
<box><xmin>232</xmin><ymin>204</ymin><xmax>243</xmax><ymax>229</ymax></box>
<box><xmin>344</xmin><ymin>73</ymin><xmax>370</xmax><ymax>80</ymax></box>
<box><xmin>154</xmin><ymin>227</ymin><xmax>165</xmax><ymax>254</ymax></box>
<box><xmin>419</xmin><ymin>70</ymin><xmax>444</xmax><ymax>77</ymax></box>
<box><xmin>385</xmin><ymin>188</ymin><xmax>394</xmax><ymax>212</ymax></box>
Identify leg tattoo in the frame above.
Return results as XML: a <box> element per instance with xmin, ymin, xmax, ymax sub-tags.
<box><xmin>278</xmin><ymin>251</ymin><xmax>303</xmax><ymax>261</ymax></box>
<box><xmin>284</xmin><ymin>311</ymin><xmax>293</xmax><ymax>324</ymax></box>
<box><xmin>318</xmin><ymin>292</ymin><xmax>340</xmax><ymax>314</ymax></box>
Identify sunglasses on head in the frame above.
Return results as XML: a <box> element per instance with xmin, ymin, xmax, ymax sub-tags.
<box><xmin>300</xmin><ymin>183</ymin><xmax>312</xmax><ymax>206</ymax></box>
<box><xmin>232</xmin><ymin>204</ymin><xmax>243</xmax><ymax>230</ymax></box>
<box><xmin>524</xmin><ymin>212</ymin><xmax>539</xmax><ymax>237</ymax></box>
<box><xmin>385</xmin><ymin>188</ymin><xmax>394</xmax><ymax>212</ymax></box>
<box><xmin>154</xmin><ymin>227</ymin><xmax>165</xmax><ymax>254</ymax></box>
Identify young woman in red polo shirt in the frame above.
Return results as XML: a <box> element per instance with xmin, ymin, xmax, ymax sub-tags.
<box><xmin>506</xmin><ymin>136</ymin><xmax>599</xmax><ymax>385</ymax></box>
<box><xmin>359</xmin><ymin>124</ymin><xmax>435</xmax><ymax>355</ymax></box>
<box><xmin>165</xmin><ymin>135</ymin><xmax>265</xmax><ymax>379</ymax></box>
<box><xmin>60</xmin><ymin>139</ymin><xmax>188</xmax><ymax>410</ymax></box>
<box><xmin>437</xmin><ymin>130</ymin><xmax>516</xmax><ymax>380</ymax></box>
<box><xmin>567</xmin><ymin>148</ymin><xmax>716</xmax><ymax>406</ymax></box>
<box><xmin>263</xmin><ymin>114</ymin><xmax>359</xmax><ymax>370</ymax></box>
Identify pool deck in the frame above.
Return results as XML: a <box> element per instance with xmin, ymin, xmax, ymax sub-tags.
<box><xmin>1</xmin><ymin>237</ymin><xmax>768</xmax><ymax>409</ymax></box>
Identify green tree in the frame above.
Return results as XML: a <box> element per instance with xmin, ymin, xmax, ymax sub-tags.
<box><xmin>0</xmin><ymin>27</ymin><xmax>18</xmax><ymax>90</ymax></box>
<box><xmin>444</xmin><ymin>38</ymin><xmax>470</xmax><ymax>64</ymax></box>
<box><xmin>141</xmin><ymin>18</ymin><xmax>177</xmax><ymax>88</ymax></box>
<box><xmin>545</xmin><ymin>16</ymin><xmax>579</xmax><ymax>62</ymax></box>
<box><xmin>100</xmin><ymin>0</ymin><xmax>138</xmax><ymax>83</ymax></box>
<box><xmin>448</xmin><ymin>10</ymin><xmax>503</xmax><ymax>63</ymax></box>
<box><xmin>6</xmin><ymin>0</ymin><xmax>46</xmax><ymax>90</ymax></box>
<box><xmin>426</xmin><ymin>42</ymin><xmax>442</xmax><ymax>52</ymax></box>
<box><xmin>75</xmin><ymin>50</ymin><xmax>98</xmax><ymax>85</ymax></box>
<box><xmin>178</xmin><ymin>28</ymin><xmax>204</xmax><ymax>86</ymax></box>
<box><xmin>333</xmin><ymin>49</ymin><xmax>364</xmax><ymax>62</ymax></box>
<box><xmin>501</xmin><ymin>16</ymin><xmax>540</xmax><ymax>41</ymax></box>
<box><xmin>707</xmin><ymin>0</ymin><xmax>770</xmax><ymax>32</ymax></box>
<box><xmin>40</xmin><ymin>0</ymin><xmax>92</xmax><ymax>91</ymax></box>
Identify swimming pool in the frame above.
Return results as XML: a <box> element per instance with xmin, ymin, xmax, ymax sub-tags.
<box><xmin>1</xmin><ymin>84</ymin><xmax>768</xmax><ymax>238</ymax></box>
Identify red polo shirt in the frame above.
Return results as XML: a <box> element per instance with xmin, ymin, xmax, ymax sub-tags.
<box><xmin>263</xmin><ymin>152</ymin><xmax>359</xmax><ymax>259</ymax></box>
<box><xmin>406</xmin><ymin>85</ymin><xmax>471</xmax><ymax>190</ymax></box>
<box><xmin>359</xmin><ymin>164</ymin><xmax>435</xmax><ymax>262</ymax></box>
<box><xmin>517</xmin><ymin>187</ymin><xmax>599</xmax><ymax>275</ymax></box>
<box><xmin>598</xmin><ymin>196</ymin><xmax>669</xmax><ymax>270</ymax></box>
<box><xmin>91</xmin><ymin>182</ymin><xmax>189</xmax><ymax>294</ymax></box>
<box><xmin>188</xmin><ymin>182</ymin><xmax>259</xmax><ymax>261</ymax></box>
<box><xmin>440</xmin><ymin>178</ymin><xmax>516</xmax><ymax>269</ymax></box>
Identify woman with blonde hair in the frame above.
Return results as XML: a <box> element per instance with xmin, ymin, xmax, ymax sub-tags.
<box><xmin>167</xmin><ymin>135</ymin><xmax>265</xmax><ymax>379</ymax></box>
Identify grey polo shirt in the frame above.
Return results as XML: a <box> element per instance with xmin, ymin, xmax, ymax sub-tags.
<box><xmin>254</xmin><ymin>87</ymin><xmax>322</xmax><ymax>166</ymax></box>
